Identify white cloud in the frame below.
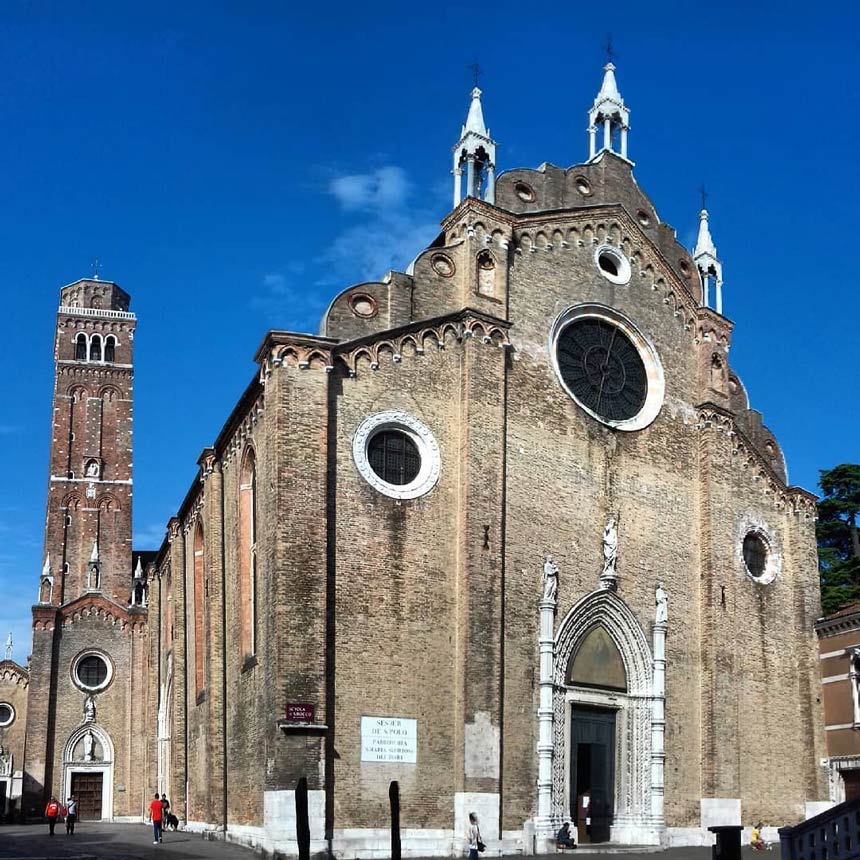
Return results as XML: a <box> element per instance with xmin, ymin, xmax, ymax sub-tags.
<box><xmin>329</xmin><ymin>166</ymin><xmax>410</xmax><ymax>212</ymax></box>
<box><xmin>321</xmin><ymin>165</ymin><xmax>441</xmax><ymax>285</ymax></box>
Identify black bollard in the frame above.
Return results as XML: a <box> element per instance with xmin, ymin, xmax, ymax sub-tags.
<box><xmin>389</xmin><ymin>781</ymin><xmax>401</xmax><ymax>860</ymax></box>
<box><xmin>296</xmin><ymin>777</ymin><xmax>310</xmax><ymax>860</ymax></box>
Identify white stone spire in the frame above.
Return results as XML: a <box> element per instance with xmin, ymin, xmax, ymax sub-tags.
<box><xmin>134</xmin><ymin>555</ymin><xmax>143</xmax><ymax>580</ymax></box>
<box><xmin>452</xmin><ymin>87</ymin><xmax>498</xmax><ymax>206</ymax></box>
<box><xmin>4</xmin><ymin>632</ymin><xmax>12</xmax><ymax>661</ymax></box>
<box><xmin>693</xmin><ymin>209</ymin><xmax>724</xmax><ymax>314</ymax></box>
<box><xmin>90</xmin><ymin>540</ymin><xmax>99</xmax><ymax>563</ymax></box>
<box><xmin>41</xmin><ymin>553</ymin><xmax>51</xmax><ymax>578</ymax></box>
<box><xmin>588</xmin><ymin>63</ymin><xmax>631</xmax><ymax>161</ymax></box>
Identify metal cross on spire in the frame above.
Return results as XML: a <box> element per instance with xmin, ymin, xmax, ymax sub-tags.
<box><xmin>698</xmin><ymin>183</ymin><xmax>708</xmax><ymax>211</ymax></box>
<box><xmin>604</xmin><ymin>35</ymin><xmax>618</xmax><ymax>64</ymax></box>
<box><xmin>468</xmin><ymin>61</ymin><xmax>483</xmax><ymax>88</ymax></box>
<box><xmin>92</xmin><ymin>257</ymin><xmax>101</xmax><ymax>280</ymax></box>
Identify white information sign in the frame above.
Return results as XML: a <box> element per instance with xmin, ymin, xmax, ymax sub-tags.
<box><xmin>361</xmin><ymin>716</ymin><xmax>417</xmax><ymax>763</ymax></box>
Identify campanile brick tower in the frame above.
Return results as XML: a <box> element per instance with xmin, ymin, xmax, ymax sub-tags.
<box><xmin>24</xmin><ymin>278</ymin><xmax>148</xmax><ymax>820</ymax></box>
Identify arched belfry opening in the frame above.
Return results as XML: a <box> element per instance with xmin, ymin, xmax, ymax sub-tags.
<box><xmin>544</xmin><ymin>589</ymin><xmax>663</xmax><ymax>845</ymax></box>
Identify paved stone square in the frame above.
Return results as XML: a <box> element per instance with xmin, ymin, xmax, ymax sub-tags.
<box><xmin>0</xmin><ymin>823</ymin><xmax>781</xmax><ymax>860</ymax></box>
<box><xmin>0</xmin><ymin>822</ymin><xmax>251</xmax><ymax>860</ymax></box>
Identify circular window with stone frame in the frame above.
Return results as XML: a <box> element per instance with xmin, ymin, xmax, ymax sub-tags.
<box><xmin>431</xmin><ymin>253</ymin><xmax>456</xmax><ymax>278</ymax></box>
<box><xmin>0</xmin><ymin>702</ymin><xmax>15</xmax><ymax>727</ymax></box>
<box><xmin>550</xmin><ymin>303</ymin><xmax>665</xmax><ymax>431</ymax></box>
<box><xmin>738</xmin><ymin>523</ymin><xmax>781</xmax><ymax>585</ymax></box>
<box><xmin>594</xmin><ymin>245</ymin><xmax>632</xmax><ymax>285</ymax></box>
<box><xmin>514</xmin><ymin>181</ymin><xmax>536</xmax><ymax>202</ymax></box>
<box><xmin>574</xmin><ymin>175</ymin><xmax>593</xmax><ymax>197</ymax></box>
<box><xmin>349</xmin><ymin>293</ymin><xmax>378</xmax><ymax>319</ymax></box>
<box><xmin>352</xmin><ymin>411</ymin><xmax>441</xmax><ymax>500</ymax></box>
<box><xmin>72</xmin><ymin>651</ymin><xmax>113</xmax><ymax>693</ymax></box>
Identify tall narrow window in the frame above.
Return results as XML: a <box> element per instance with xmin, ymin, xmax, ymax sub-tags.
<box><xmin>239</xmin><ymin>448</ymin><xmax>257</xmax><ymax>661</ymax></box>
<box><xmin>193</xmin><ymin>522</ymin><xmax>205</xmax><ymax>698</ymax></box>
<box><xmin>476</xmin><ymin>250</ymin><xmax>496</xmax><ymax>296</ymax></box>
<box><xmin>104</xmin><ymin>336</ymin><xmax>116</xmax><ymax>362</ymax></box>
<box><xmin>75</xmin><ymin>333</ymin><xmax>87</xmax><ymax>360</ymax></box>
<box><xmin>89</xmin><ymin>335</ymin><xmax>102</xmax><ymax>362</ymax></box>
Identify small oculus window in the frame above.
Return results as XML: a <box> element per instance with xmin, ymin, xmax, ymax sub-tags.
<box><xmin>353</xmin><ymin>411</ymin><xmax>441</xmax><ymax>500</ymax></box>
<box><xmin>743</xmin><ymin>532</ymin><xmax>768</xmax><ymax>580</ymax></box>
<box><xmin>73</xmin><ymin>652</ymin><xmax>113</xmax><ymax>692</ymax></box>
<box><xmin>738</xmin><ymin>523</ymin><xmax>780</xmax><ymax>585</ymax></box>
<box><xmin>514</xmin><ymin>181</ymin><xmax>536</xmax><ymax>202</ymax></box>
<box><xmin>594</xmin><ymin>245</ymin><xmax>631</xmax><ymax>285</ymax></box>
<box><xmin>0</xmin><ymin>702</ymin><xmax>14</xmax><ymax>727</ymax></box>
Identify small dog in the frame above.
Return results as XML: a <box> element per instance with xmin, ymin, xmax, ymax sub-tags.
<box><xmin>164</xmin><ymin>813</ymin><xmax>179</xmax><ymax>831</ymax></box>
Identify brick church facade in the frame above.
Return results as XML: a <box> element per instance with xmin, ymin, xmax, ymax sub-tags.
<box><xmin>7</xmin><ymin>63</ymin><xmax>831</xmax><ymax>852</ymax></box>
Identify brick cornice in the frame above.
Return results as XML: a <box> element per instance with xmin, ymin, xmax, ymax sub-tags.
<box><xmin>335</xmin><ymin>307</ymin><xmax>511</xmax><ymax>377</ymax></box>
<box><xmin>0</xmin><ymin>659</ymin><xmax>29</xmax><ymax>685</ymax></box>
<box><xmin>696</xmin><ymin>402</ymin><xmax>817</xmax><ymax>517</ymax></box>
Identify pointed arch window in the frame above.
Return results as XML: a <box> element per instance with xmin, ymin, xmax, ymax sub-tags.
<box><xmin>89</xmin><ymin>335</ymin><xmax>102</xmax><ymax>362</ymax></box>
<box><xmin>75</xmin><ymin>333</ymin><xmax>87</xmax><ymax>360</ymax></box>
<box><xmin>104</xmin><ymin>336</ymin><xmax>116</xmax><ymax>363</ymax></box>
<box><xmin>193</xmin><ymin>522</ymin><xmax>206</xmax><ymax>699</ymax></box>
<box><xmin>238</xmin><ymin>448</ymin><xmax>258</xmax><ymax>663</ymax></box>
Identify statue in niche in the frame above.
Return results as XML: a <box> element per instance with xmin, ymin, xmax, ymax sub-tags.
<box><xmin>655</xmin><ymin>583</ymin><xmax>668</xmax><ymax>624</ymax></box>
<box><xmin>601</xmin><ymin>516</ymin><xmax>618</xmax><ymax>587</ymax></box>
<box><xmin>85</xmin><ymin>460</ymin><xmax>100</xmax><ymax>478</ymax></box>
<box><xmin>83</xmin><ymin>730</ymin><xmax>94</xmax><ymax>761</ymax></box>
<box><xmin>83</xmin><ymin>694</ymin><xmax>96</xmax><ymax>724</ymax></box>
<box><xmin>39</xmin><ymin>576</ymin><xmax>53</xmax><ymax>604</ymax></box>
<box><xmin>542</xmin><ymin>555</ymin><xmax>559</xmax><ymax>602</ymax></box>
<box><xmin>87</xmin><ymin>564</ymin><xmax>100</xmax><ymax>591</ymax></box>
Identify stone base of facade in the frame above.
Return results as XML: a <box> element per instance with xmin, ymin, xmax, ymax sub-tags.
<box><xmin>164</xmin><ymin>792</ymin><xmax>828</xmax><ymax>858</ymax></box>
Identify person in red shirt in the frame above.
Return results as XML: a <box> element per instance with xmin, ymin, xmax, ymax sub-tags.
<box><xmin>44</xmin><ymin>796</ymin><xmax>61</xmax><ymax>835</ymax></box>
<box><xmin>149</xmin><ymin>792</ymin><xmax>164</xmax><ymax>843</ymax></box>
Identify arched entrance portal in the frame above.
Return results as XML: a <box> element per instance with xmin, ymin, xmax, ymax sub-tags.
<box><xmin>62</xmin><ymin>725</ymin><xmax>114</xmax><ymax>820</ymax></box>
<box><xmin>552</xmin><ymin>589</ymin><xmax>662</xmax><ymax>844</ymax></box>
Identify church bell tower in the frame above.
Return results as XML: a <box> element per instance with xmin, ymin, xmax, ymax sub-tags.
<box><xmin>24</xmin><ymin>277</ymin><xmax>146</xmax><ymax>819</ymax></box>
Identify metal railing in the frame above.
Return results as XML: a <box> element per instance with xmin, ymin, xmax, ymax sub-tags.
<box><xmin>780</xmin><ymin>799</ymin><xmax>860</xmax><ymax>860</ymax></box>
<box><xmin>58</xmin><ymin>305</ymin><xmax>136</xmax><ymax>321</ymax></box>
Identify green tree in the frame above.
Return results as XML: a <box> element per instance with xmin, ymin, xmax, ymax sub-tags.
<box><xmin>818</xmin><ymin>464</ymin><xmax>860</xmax><ymax>615</ymax></box>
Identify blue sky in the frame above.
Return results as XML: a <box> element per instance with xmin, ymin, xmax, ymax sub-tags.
<box><xmin>1</xmin><ymin>1</ymin><xmax>858</xmax><ymax>660</ymax></box>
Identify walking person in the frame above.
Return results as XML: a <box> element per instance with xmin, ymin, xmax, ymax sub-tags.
<box><xmin>149</xmin><ymin>792</ymin><xmax>164</xmax><ymax>844</ymax></box>
<box><xmin>466</xmin><ymin>812</ymin><xmax>483</xmax><ymax>860</ymax></box>
<box><xmin>161</xmin><ymin>793</ymin><xmax>170</xmax><ymax>824</ymax></box>
<box><xmin>65</xmin><ymin>796</ymin><xmax>77</xmax><ymax>835</ymax></box>
<box><xmin>45</xmin><ymin>796</ymin><xmax>61</xmax><ymax>835</ymax></box>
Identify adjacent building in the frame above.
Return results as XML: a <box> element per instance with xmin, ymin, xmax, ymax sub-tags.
<box><xmin>816</xmin><ymin>605</ymin><xmax>860</xmax><ymax>801</ymax></box>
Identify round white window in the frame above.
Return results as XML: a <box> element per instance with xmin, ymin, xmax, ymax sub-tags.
<box><xmin>72</xmin><ymin>651</ymin><xmax>113</xmax><ymax>692</ymax></box>
<box><xmin>353</xmin><ymin>411</ymin><xmax>441</xmax><ymax>500</ymax></box>
<box><xmin>550</xmin><ymin>303</ymin><xmax>665</xmax><ymax>431</ymax></box>
<box><xmin>594</xmin><ymin>245</ymin><xmax>631</xmax><ymax>285</ymax></box>
<box><xmin>0</xmin><ymin>702</ymin><xmax>14</xmax><ymax>727</ymax></box>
